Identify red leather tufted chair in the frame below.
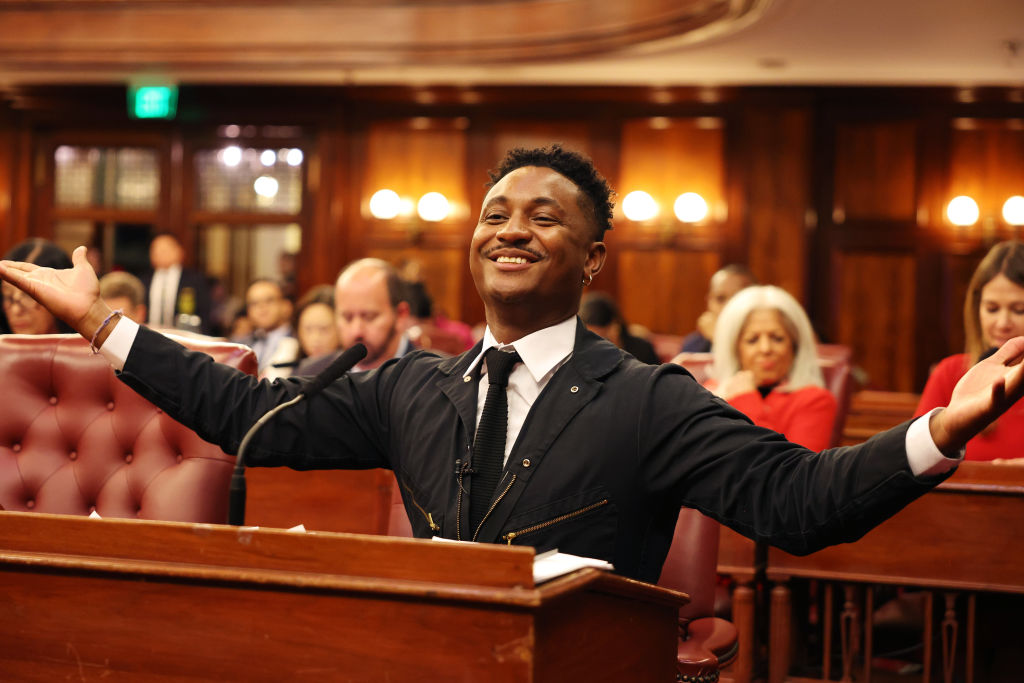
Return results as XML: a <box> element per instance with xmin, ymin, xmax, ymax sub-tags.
<box><xmin>659</xmin><ymin>508</ymin><xmax>739</xmax><ymax>681</ymax></box>
<box><xmin>0</xmin><ymin>333</ymin><xmax>256</xmax><ymax>523</ymax></box>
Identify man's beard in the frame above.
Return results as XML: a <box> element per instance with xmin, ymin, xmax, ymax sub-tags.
<box><xmin>359</xmin><ymin>321</ymin><xmax>399</xmax><ymax>368</ymax></box>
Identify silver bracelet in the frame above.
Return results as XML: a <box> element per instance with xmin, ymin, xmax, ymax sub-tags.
<box><xmin>89</xmin><ymin>309</ymin><xmax>123</xmax><ymax>354</ymax></box>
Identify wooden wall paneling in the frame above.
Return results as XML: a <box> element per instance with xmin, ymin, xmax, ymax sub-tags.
<box><xmin>588</xmin><ymin>119</ymin><xmax>625</xmax><ymax>301</ymax></box>
<box><xmin>299</xmin><ymin>124</ymin><xmax>350</xmax><ymax>294</ymax></box>
<box><xmin>361</xmin><ymin>118</ymin><xmax>469</xmax><ymax>244</ymax></box>
<box><xmin>815</xmin><ymin>116</ymin><xmax>924</xmax><ymax>391</ymax></box>
<box><xmin>834</xmin><ymin>251</ymin><xmax>917</xmax><ymax>391</ymax></box>
<box><xmin>834</xmin><ymin>120</ymin><xmax>918</xmax><ymax>223</ymax></box>
<box><xmin>739</xmin><ymin>107</ymin><xmax>812</xmax><ymax>302</ymax></box>
<box><xmin>910</xmin><ymin>112</ymin><xmax>955</xmax><ymax>389</ymax></box>
<box><xmin>487</xmin><ymin>123</ymin><xmax>594</xmax><ymax>168</ymax></box>
<box><xmin>949</xmin><ymin>119</ymin><xmax>1024</xmax><ymax>247</ymax></box>
<box><xmin>359</xmin><ymin>119</ymin><xmax>471</xmax><ymax>322</ymax></box>
<box><xmin>0</xmin><ymin>107</ymin><xmax>21</xmax><ymax>256</ymax></box>
<box><xmin>615</xmin><ymin>117</ymin><xmax>724</xmax><ymax>334</ymax></box>
<box><xmin>617</xmin><ymin>249</ymin><xmax>721</xmax><ymax>337</ymax></box>
<box><xmin>616</xmin><ymin>117</ymin><xmax>725</xmax><ymax>245</ymax></box>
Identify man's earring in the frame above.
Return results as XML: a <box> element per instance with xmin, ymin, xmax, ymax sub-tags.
<box><xmin>582</xmin><ymin>273</ymin><xmax>593</xmax><ymax>286</ymax></box>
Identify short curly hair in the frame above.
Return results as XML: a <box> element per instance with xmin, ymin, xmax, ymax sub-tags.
<box><xmin>487</xmin><ymin>144</ymin><xmax>615</xmax><ymax>241</ymax></box>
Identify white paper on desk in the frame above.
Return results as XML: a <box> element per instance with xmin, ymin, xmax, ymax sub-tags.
<box><xmin>532</xmin><ymin>550</ymin><xmax>614</xmax><ymax>584</ymax></box>
<box><xmin>430</xmin><ymin>537</ymin><xmax>613</xmax><ymax>583</ymax></box>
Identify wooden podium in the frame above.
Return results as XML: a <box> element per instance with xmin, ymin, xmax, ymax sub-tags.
<box><xmin>0</xmin><ymin>510</ymin><xmax>686</xmax><ymax>681</ymax></box>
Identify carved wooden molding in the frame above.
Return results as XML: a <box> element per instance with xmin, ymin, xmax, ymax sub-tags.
<box><xmin>0</xmin><ymin>0</ymin><xmax>767</xmax><ymax>80</ymax></box>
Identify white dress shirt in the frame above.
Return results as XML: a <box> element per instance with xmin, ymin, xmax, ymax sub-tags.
<box><xmin>464</xmin><ymin>316</ymin><xmax>577</xmax><ymax>466</ymax></box>
<box><xmin>148</xmin><ymin>265</ymin><xmax>182</xmax><ymax>328</ymax></box>
<box><xmin>100</xmin><ymin>315</ymin><xmax>960</xmax><ymax>476</ymax></box>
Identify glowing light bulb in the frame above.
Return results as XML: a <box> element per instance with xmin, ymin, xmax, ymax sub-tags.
<box><xmin>1002</xmin><ymin>195</ymin><xmax>1024</xmax><ymax>226</ymax></box>
<box><xmin>622</xmin><ymin>191</ymin><xmax>658</xmax><ymax>222</ymax></box>
<box><xmin>369</xmin><ymin>189</ymin><xmax>401</xmax><ymax>220</ymax></box>
<box><xmin>260</xmin><ymin>150</ymin><xmax>276</xmax><ymax>166</ymax></box>
<box><xmin>221</xmin><ymin>146</ymin><xmax>242</xmax><ymax>167</ymax></box>
<box><xmin>947</xmin><ymin>196</ymin><xmax>979</xmax><ymax>226</ymax></box>
<box><xmin>417</xmin><ymin>192</ymin><xmax>450</xmax><ymax>222</ymax></box>
<box><xmin>253</xmin><ymin>176</ymin><xmax>279</xmax><ymax>198</ymax></box>
<box><xmin>674</xmin><ymin>193</ymin><xmax>708</xmax><ymax>223</ymax></box>
<box><xmin>286</xmin><ymin>148</ymin><xmax>304</xmax><ymax>166</ymax></box>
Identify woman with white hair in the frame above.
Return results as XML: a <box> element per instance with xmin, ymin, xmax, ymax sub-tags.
<box><xmin>706</xmin><ymin>285</ymin><xmax>837</xmax><ymax>451</ymax></box>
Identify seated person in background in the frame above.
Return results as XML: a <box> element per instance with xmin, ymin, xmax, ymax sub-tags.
<box><xmin>405</xmin><ymin>280</ymin><xmax>476</xmax><ymax>354</ymax></box>
<box><xmin>579</xmin><ymin>291</ymin><xmax>660</xmax><ymax>364</ymax></box>
<box><xmin>1</xmin><ymin>239</ymin><xmax>73</xmax><ymax>335</ymax></box>
<box><xmin>705</xmin><ymin>285</ymin><xmax>837</xmax><ymax>451</ymax></box>
<box><xmin>98</xmin><ymin>271</ymin><xmax>148</xmax><ymax>324</ymax></box>
<box><xmin>333</xmin><ymin>258</ymin><xmax>414</xmax><ymax>372</ymax></box>
<box><xmin>286</xmin><ymin>285</ymin><xmax>341</xmax><ymax>377</ymax></box>
<box><xmin>916</xmin><ymin>240</ymin><xmax>1024</xmax><ymax>463</ymax></box>
<box><xmin>238</xmin><ymin>278</ymin><xmax>299</xmax><ymax>377</ymax></box>
<box><xmin>681</xmin><ymin>264</ymin><xmax>757</xmax><ymax>353</ymax></box>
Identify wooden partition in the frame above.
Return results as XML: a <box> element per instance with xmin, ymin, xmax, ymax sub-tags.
<box><xmin>0</xmin><ymin>510</ymin><xmax>685</xmax><ymax>681</ymax></box>
<box><xmin>766</xmin><ymin>462</ymin><xmax>1024</xmax><ymax>683</ymax></box>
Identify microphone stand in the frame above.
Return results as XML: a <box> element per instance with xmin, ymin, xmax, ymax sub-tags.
<box><xmin>226</xmin><ymin>342</ymin><xmax>366</xmax><ymax>526</ymax></box>
<box><xmin>227</xmin><ymin>394</ymin><xmax>305</xmax><ymax>526</ymax></box>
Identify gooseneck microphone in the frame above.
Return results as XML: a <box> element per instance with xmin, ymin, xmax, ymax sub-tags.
<box><xmin>227</xmin><ymin>343</ymin><xmax>367</xmax><ymax>526</ymax></box>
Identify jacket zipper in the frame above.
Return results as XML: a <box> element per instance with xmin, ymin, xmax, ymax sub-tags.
<box><xmin>456</xmin><ymin>467</ymin><xmax>465</xmax><ymax>541</ymax></box>
<box><xmin>400</xmin><ymin>479</ymin><xmax>440</xmax><ymax>532</ymax></box>
<box><xmin>471</xmin><ymin>474</ymin><xmax>517</xmax><ymax>542</ymax></box>
<box><xmin>502</xmin><ymin>499</ymin><xmax>609</xmax><ymax>545</ymax></box>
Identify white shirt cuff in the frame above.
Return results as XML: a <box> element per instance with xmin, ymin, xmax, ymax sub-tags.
<box><xmin>99</xmin><ymin>316</ymin><xmax>141</xmax><ymax>371</ymax></box>
<box><xmin>905</xmin><ymin>408</ymin><xmax>964</xmax><ymax>477</ymax></box>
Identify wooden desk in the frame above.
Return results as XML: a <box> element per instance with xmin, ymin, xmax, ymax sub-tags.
<box><xmin>766</xmin><ymin>462</ymin><xmax>1024</xmax><ymax>683</ymax></box>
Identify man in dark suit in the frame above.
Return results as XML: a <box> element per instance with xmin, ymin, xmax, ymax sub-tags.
<box><xmin>3</xmin><ymin>145</ymin><xmax>1023</xmax><ymax>583</ymax></box>
<box><xmin>141</xmin><ymin>232</ymin><xmax>214</xmax><ymax>335</ymax></box>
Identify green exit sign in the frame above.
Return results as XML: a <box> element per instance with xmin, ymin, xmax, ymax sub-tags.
<box><xmin>128</xmin><ymin>85</ymin><xmax>178</xmax><ymax>119</ymax></box>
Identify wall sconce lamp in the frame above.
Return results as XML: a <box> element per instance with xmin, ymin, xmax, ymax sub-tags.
<box><xmin>947</xmin><ymin>194</ymin><xmax>1024</xmax><ymax>243</ymax></box>
<box><xmin>1003</xmin><ymin>195</ymin><xmax>1024</xmax><ymax>227</ymax></box>
<box><xmin>369</xmin><ymin>188</ymin><xmax>451</xmax><ymax>242</ymax></box>
<box><xmin>674</xmin><ymin>192</ymin><xmax>709</xmax><ymax>223</ymax></box>
<box><xmin>622</xmin><ymin>190</ymin><xmax>711</xmax><ymax>241</ymax></box>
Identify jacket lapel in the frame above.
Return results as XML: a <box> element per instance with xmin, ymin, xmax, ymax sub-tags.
<box><xmin>436</xmin><ymin>341</ymin><xmax>483</xmax><ymax>445</ymax></box>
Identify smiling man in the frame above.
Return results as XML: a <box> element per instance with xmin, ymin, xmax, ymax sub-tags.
<box><xmin>2</xmin><ymin>145</ymin><xmax>1023</xmax><ymax>584</ymax></box>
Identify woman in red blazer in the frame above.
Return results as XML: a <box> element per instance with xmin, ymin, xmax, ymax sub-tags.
<box><xmin>916</xmin><ymin>241</ymin><xmax>1024</xmax><ymax>462</ymax></box>
<box><xmin>705</xmin><ymin>285</ymin><xmax>837</xmax><ymax>451</ymax></box>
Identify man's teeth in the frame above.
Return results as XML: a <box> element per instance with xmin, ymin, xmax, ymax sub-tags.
<box><xmin>496</xmin><ymin>256</ymin><xmax>529</xmax><ymax>264</ymax></box>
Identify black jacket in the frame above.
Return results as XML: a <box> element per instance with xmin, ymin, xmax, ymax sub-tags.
<box><xmin>119</xmin><ymin>319</ymin><xmax>950</xmax><ymax>583</ymax></box>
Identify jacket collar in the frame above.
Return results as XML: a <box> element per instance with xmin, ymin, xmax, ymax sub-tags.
<box><xmin>436</xmin><ymin>317</ymin><xmax>623</xmax><ymax>381</ymax></box>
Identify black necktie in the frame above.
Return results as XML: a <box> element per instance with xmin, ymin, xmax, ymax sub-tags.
<box><xmin>470</xmin><ymin>347</ymin><xmax>522</xmax><ymax>533</ymax></box>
